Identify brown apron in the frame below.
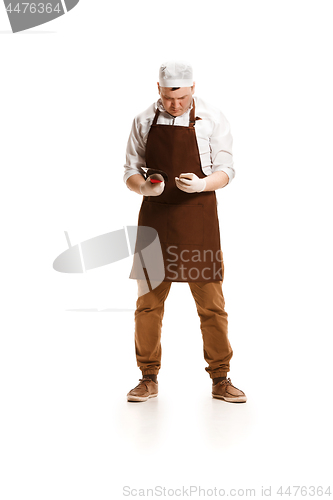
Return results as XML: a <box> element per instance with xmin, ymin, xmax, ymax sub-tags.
<box><xmin>130</xmin><ymin>100</ymin><xmax>223</xmax><ymax>282</ymax></box>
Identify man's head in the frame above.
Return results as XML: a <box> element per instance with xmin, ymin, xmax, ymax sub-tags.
<box><xmin>157</xmin><ymin>61</ymin><xmax>195</xmax><ymax>117</ymax></box>
<box><xmin>157</xmin><ymin>84</ymin><xmax>195</xmax><ymax>117</ymax></box>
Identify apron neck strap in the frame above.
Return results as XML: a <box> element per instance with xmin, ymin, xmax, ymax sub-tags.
<box><xmin>152</xmin><ymin>108</ymin><xmax>160</xmax><ymax>126</ymax></box>
<box><xmin>152</xmin><ymin>99</ymin><xmax>196</xmax><ymax>126</ymax></box>
<box><xmin>189</xmin><ymin>99</ymin><xmax>196</xmax><ymax>128</ymax></box>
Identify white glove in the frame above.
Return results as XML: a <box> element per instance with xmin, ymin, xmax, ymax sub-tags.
<box><xmin>175</xmin><ymin>173</ymin><xmax>206</xmax><ymax>193</ymax></box>
<box><xmin>140</xmin><ymin>174</ymin><xmax>165</xmax><ymax>196</ymax></box>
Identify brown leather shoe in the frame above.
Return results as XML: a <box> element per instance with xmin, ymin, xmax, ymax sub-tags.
<box><xmin>127</xmin><ymin>378</ymin><xmax>158</xmax><ymax>402</ymax></box>
<box><xmin>212</xmin><ymin>378</ymin><xmax>247</xmax><ymax>403</ymax></box>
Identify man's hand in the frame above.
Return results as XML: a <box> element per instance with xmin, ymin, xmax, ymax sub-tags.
<box><xmin>140</xmin><ymin>174</ymin><xmax>165</xmax><ymax>196</ymax></box>
<box><xmin>175</xmin><ymin>173</ymin><xmax>206</xmax><ymax>193</ymax></box>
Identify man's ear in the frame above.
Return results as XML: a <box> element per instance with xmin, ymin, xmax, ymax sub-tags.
<box><xmin>157</xmin><ymin>82</ymin><xmax>160</xmax><ymax>94</ymax></box>
<box><xmin>192</xmin><ymin>82</ymin><xmax>196</xmax><ymax>94</ymax></box>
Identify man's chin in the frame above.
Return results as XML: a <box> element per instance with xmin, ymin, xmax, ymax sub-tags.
<box><xmin>166</xmin><ymin>108</ymin><xmax>188</xmax><ymax>118</ymax></box>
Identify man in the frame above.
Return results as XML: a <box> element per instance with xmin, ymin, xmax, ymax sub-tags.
<box><xmin>123</xmin><ymin>61</ymin><xmax>246</xmax><ymax>403</ymax></box>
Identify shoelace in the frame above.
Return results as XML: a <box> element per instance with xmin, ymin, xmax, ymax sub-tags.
<box><xmin>219</xmin><ymin>378</ymin><xmax>232</xmax><ymax>386</ymax></box>
<box><xmin>219</xmin><ymin>378</ymin><xmax>243</xmax><ymax>393</ymax></box>
<box><xmin>135</xmin><ymin>378</ymin><xmax>155</xmax><ymax>390</ymax></box>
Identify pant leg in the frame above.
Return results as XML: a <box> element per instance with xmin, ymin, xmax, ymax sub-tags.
<box><xmin>188</xmin><ymin>281</ymin><xmax>233</xmax><ymax>378</ymax></box>
<box><xmin>134</xmin><ymin>280</ymin><xmax>172</xmax><ymax>375</ymax></box>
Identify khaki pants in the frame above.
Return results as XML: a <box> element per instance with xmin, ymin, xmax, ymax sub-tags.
<box><xmin>134</xmin><ymin>280</ymin><xmax>233</xmax><ymax>379</ymax></box>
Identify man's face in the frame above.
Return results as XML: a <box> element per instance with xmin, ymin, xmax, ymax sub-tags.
<box><xmin>157</xmin><ymin>83</ymin><xmax>195</xmax><ymax>117</ymax></box>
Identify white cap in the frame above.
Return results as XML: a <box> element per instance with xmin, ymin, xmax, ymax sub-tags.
<box><xmin>158</xmin><ymin>61</ymin><xmax>193</xmax><ymax>88</ymax></box>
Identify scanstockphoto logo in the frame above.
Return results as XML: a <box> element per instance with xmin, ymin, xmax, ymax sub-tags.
<box><xmin>53</xmin><ymin>226</ymin><xmax>165</xmax><ymax>302</ymax></box>
<box><xmin>3</xmin><ymin>0</ymin><xmax>80</xmax><ymax>33</ymax></box>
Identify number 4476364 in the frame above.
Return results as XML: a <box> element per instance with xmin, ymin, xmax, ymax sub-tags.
<box><xmin>277</xmin><ymin>486</ymin><xmax>331</xmax><ymax>496</ymax></box>
<box><xmin>6</xmin><ymin>3</ymin><xmax>61</xmax><ymax>14</ymax></box>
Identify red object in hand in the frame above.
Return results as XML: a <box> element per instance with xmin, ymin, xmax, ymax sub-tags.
<box><xmin>150</xmin><ymin>179</ymin><xmax>163</xmax><ymax>183</ymax></box>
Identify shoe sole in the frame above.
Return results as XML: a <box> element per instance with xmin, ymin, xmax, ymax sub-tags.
<box><xmin>127</xmin><ymin>393</ymin><xmax>158</xmax><ymax>402</ymax></box>
<box><xmin>212</xmin><ymin>394</ymin><xmax>247</xmax><ymax>403</ymax></box>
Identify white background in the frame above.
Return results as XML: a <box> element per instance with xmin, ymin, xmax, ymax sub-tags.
<box><xmin>1</xmin><ymin>1</ymin><xmax>332</xmax><ymax>498</ymax></box>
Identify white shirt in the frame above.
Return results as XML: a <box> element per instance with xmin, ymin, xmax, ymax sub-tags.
<box><xmin>123</xmin><ymin>95</ymin><xmax>235</xmax><ymax>185</ymax></box>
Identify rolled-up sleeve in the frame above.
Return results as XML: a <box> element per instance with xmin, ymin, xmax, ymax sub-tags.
<box><xmin>209</xmin><ymin>112</ymin><xmax>235</xmax><ymax>184</ymax></box>
<box><xmin>123</xmin><ymin>117</ymin><xmax>147</xmax><ymax>185</ymax></box>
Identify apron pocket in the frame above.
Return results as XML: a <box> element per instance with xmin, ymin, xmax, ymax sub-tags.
<box><xmin>138</xmin><ymin>201</ymin><xmax>168</xmax><ymax>243</ymax></box>
<box><xmin>167</xmin><ymin>204</ymin><xmax>204</xmax><ymax>245</ymax></box>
